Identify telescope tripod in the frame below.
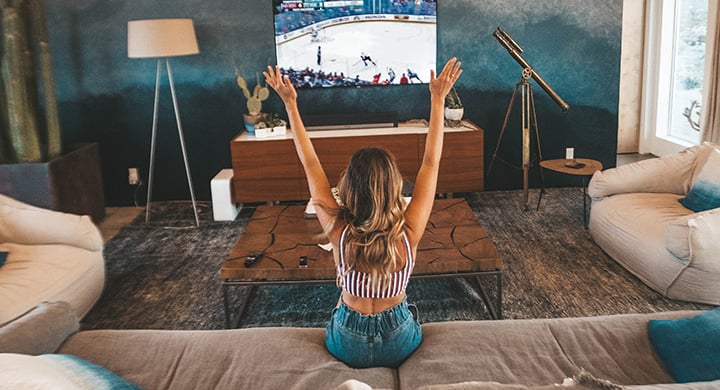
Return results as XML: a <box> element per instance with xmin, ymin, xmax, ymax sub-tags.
<box><xmin>487</xmin><ymin>68</ymin><xmax>545</xmax><ymax>211</ymax></box>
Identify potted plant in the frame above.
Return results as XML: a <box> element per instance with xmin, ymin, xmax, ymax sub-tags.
<box><xmin>444</xmin><ymin>86</ymin><xmax>464</xmax><ymax>121</ymax></box>
<box><xmin>254</xmin><ymin>113</ymin><xmax>287</xmax><ymax>138</ymax></box>
<box><xmin>265</xmin><ymin>113</ymin><xmax>287</xmax><ymax>134</ymax></box>
<box><xmin>0</xmin><ymin>0</ymin><xmax>104</xmax><ymax>221</ymax></box>
<box><xmin>235</xmin><ymin>68</ymin><xmax>270</xmax><ymax>135</ymax></box>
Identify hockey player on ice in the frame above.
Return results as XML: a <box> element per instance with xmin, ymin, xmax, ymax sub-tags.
<box><xmin>360</xmin><ymin>52</ymin><xmax>376</xmax><ymax>66</ymax></box>
<box><xmin>387</xmin><ymin>68</ymin><xmax>396</xmax><ymax>83</ymax></box>
<box><xmin>310</xmin><ymin>26</ymin><xmax>319</xmax><ymax>42</ymax></box>
<box><xmin>407</xmin><ymin>68</ymin><xmax>422</xmax><ymax>83</ymax></box>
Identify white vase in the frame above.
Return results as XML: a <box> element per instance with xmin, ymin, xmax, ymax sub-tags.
<box><xmin>445</xmin><ymin>107</ymin><xmax>464</xmax><ymax>121</ymax></box>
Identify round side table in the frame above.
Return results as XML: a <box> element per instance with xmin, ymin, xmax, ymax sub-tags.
<box><xmin>538</xmin><ymin>158</ymin><xmax>603</xmax><ymax>228</ymax></box>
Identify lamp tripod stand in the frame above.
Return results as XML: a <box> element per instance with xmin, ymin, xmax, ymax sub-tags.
<box><xmin>487</xmin><ymin>67</ymin><xmax>544</xmax><ymax>211</ymax></box>
<box><xmin>127</xmin><ymin>18</ymin><xmax>200</xmax><ymax>227</ymax></box>
<box><xmin>146</xmin><ymin>58</ymin><xmax>200</xmax><ymax>226</ymax></box>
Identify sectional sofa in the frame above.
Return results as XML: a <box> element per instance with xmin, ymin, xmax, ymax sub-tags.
<box><xmin>1</xmin><ymin>301</ymin><xmax>718</xmax><ymax>389</ymax></box>
<box><xmin>2</xmin><ymin>186</ymin><xmax>718</xmax><ymax>389</ymax></box>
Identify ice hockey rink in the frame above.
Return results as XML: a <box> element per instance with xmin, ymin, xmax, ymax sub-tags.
<box><xmin>276</xmin><ymin>18</ymin><xmax>436</xmax><ymax>85</ymax></box>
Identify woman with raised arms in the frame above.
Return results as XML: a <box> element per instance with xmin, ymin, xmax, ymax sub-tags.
<box><xmin>263</xmin><ymin>58</ymin><xmax>462</xmax><ymax>368</ymax></box>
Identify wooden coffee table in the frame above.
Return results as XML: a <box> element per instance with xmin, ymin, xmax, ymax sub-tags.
<box><xmin>220</xmin><ymin>199</ymin><xmax>503</xmax><ymax>328</ymax></box>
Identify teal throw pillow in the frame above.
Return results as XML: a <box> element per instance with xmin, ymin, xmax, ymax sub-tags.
<box><xmin>0</xmin><ymin>251</ymin><xmax>7</xmax><ymax>267</ymax></box>
<box><xmin>647</xmin><ymin>307</ymin><xmax>720</xmax><ymax>383</ymax></box>
<box><xmin>679</xmin><ymin>148</ymin><xmax>720</xmax><ymax>212</ymax></box>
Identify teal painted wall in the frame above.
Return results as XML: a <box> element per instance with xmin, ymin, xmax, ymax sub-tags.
<box><xmin>46</xmin><ymin>0</ymin><xmax>621</xmax><ymax>205</ymax></box>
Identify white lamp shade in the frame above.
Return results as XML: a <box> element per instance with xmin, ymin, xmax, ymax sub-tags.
<box><xmin>127</xmin><ymin>18</ymin><xmax>199</xmax><ymax>58</ymax></box>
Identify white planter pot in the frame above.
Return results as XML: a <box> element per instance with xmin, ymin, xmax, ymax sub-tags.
<box><xmin>445</xmin><ymin>107</ymin><xmax>464</xmax><ymax>121</ymax></box>
<box><xmin>255</xmin><ymin>125</ymin><xmax>286</xmax><ymax>138</ymax></box>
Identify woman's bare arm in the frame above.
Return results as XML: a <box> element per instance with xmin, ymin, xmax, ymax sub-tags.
<box><xmin>404</xmin><ymin>58</ymin><xmax>463</xmax><ymax>245</ymax></box>
<box><xmin>263</xmin><ymin>66</ymin><xmax>337</xmax><ymax>231</ymax></box>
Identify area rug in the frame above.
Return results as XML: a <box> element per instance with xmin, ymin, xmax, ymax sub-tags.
<box><xmin>81</xmin><ymin>188</ymin><xmax>713</xmax><ymax>331</ymax></box>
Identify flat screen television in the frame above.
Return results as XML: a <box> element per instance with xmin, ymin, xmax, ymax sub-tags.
<box><xmin>272</xmin><ymin>0</ymin><xmax>437</xmax><ymax>88</ymax></box>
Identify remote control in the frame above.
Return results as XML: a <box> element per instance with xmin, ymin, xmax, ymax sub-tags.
<box><xmin>565</xmin><ymin>161</ymin><xmax>586</xmax><ymax>169</ymax></box>
<box><xmin>244</xmin><ymin>253</ymin><xmax>262</xmax><ymax>267</ymax></box>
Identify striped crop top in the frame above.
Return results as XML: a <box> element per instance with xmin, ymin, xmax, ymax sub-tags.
<box><xmin>336</xmin><ymin>225</ymin><xmax>415</xmax><ymax>299</ymax></box>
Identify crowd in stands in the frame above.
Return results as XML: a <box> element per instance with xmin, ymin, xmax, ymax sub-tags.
<box><xmin>279</xmin><ymin>67</ymin><xmax>369</xmax><ymax>88</ymax></box>
<box><xmin>279</xmin><ymin>66</ymin><xmax>424</xmax><ymax>88</ymax></box>
<box><xmin>274</xmin><ymin>0</ymin><xmax>436</xmax><ymax>35</ymax></box>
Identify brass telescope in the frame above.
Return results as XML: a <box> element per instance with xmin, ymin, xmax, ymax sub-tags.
<box><xmin>489</xmin><ymin>27</ymin><xmax>570</xmax><ymax>210</ymax></box>
<box><xmin>493</xmin><ymin>27</ymin><xmax>569</xmax><ymax>111</ymax></box>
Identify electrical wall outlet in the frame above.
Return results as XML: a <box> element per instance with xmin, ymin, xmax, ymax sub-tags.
<box><xmin>128</xmin><ymin>168</ymin><xmax>139</xmax><ymax>185</ymax></box>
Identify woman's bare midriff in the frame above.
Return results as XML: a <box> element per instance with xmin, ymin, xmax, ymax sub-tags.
<box><xmin>331</xmin><ymin>228</ymin><xmax>415</xmax><ymax>315</ymax></box>
<box><xmin>340</xmin><ymin>291</ymin><xmax>406</xmax><ymax>315</ymax></box>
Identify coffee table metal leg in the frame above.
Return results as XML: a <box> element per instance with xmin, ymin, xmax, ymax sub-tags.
<box><xmin>582</xmin><ymin>177</ymin><xmax>589</xmax><ymax>229</ymax></box>
<box><xmin>223</xmin><ymin>282</ymin><xmax>256</xmax><ymax>329</ymax></box>
<box><xmin>222</xmin><ymin>283</ymin><xmax>231</xmax><ymax>329</ymax></box>
<box><xmin>469</xmin><ymin>272</ymin><xmax>503</xmax><ymax>320</ymax></box>
<box><xmin>496</xmin><ymin>272</ymin><xmax>503</xmax><ymax>319</ymax></box>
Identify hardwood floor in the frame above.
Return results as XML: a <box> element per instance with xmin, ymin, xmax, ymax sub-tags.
<box><xmin>98</xmin><ymin>207</ymin><xmax>143</xmax><ymax>242</ymax></box>
<box><xmin>617</xmin><ymin>152</ymin><xmax>655</xmax><ymax>166</ymax></box>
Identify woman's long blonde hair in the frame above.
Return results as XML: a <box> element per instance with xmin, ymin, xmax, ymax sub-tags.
<box><xmin>320</xmin><ymin>147</ymin><xmax>407</xmax><ymax>291</ymax></box>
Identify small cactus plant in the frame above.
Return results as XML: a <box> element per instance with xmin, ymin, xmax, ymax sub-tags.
<box><xmin>235</xmin><ymin>68</ymin><xmax>269</xmax><ymax>115</ymax></box>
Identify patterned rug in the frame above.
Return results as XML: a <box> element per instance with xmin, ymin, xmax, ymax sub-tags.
<box><xmin>81</xmin><ymin>188</ymin><xmax>713</xmax><ymax>331</ymax></box>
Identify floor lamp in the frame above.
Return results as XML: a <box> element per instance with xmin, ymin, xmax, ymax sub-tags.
<box><xmin>127</xmin><ymin>18</ymin><xmax>200</xmax><ymax>226</ymax></box>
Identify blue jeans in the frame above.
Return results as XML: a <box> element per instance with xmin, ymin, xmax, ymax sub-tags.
<box><xmin>325</xmin><ymin>298</ymin><xmax>422</xmax><ymax>368</ymax></box>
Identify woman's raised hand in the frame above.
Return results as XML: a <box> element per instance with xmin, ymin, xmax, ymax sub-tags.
<box><xmin>429</xmin><ymin>57</ymin><xmax>462</xmax><ymax>100</ymax></box>
<box><xmin>263</xmin><ymin>65</ymin><xmax>297</xmax><ymax>107</ymax></box>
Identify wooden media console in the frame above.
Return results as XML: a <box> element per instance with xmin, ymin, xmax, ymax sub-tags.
<box><xmin>230</xmin><ymin>120</ymin><xmax>484</xmax><ymax>203</ymax></box>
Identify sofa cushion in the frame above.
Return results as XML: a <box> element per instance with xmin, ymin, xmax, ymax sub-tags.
<box><xmin>418</xmin><ymin>383</ymin><xmax>590</xmax><ymax>390</ymax></box>
<box><xmin>0</xmin><ymin>353</ymin><xmax>140</xmax><ymax>389</ymax></box>
<box><xmin>400</xmin><ymin>312</ymin><xmax>698</xmax><ymax>389</ymax></box>
<box><xmin>417</xmin><ymin>379</ymin><xmax>720</xmax><ymax>390</ymax></box>
<box><xmin>628</xmin><ymin>381</ymin><xmax>720</xmax><ymax>389</ymax></box>
<box><xmin>664</xmin><ymin>208</ymin><xmax>720</xmax><ymax>271</ymax></box>
<box><xmin>0</xmin><ymin>195</ymin><xmax>102</xmax><ymax>252</ymax></box>
<box><xmin>679</xmin><ymin>148</ymin><xmax>720</xmax><ymax>212</ymax></box>
<box><xmin>647</xmin><ymin>307</ymin><xmax>720</xmax><ymax>383</ymax></box>
<box><xmin>399</xmin><ymin>319</ymin><xmax>578</xmax><ymax>388</ymax></box>
<box><xmin>0</xmin><ymin>301</ymin><xmax>79</xmax><ymax>355</ymax></box>
<box><xmin>0</xmin><ymin>242</ymin><xmax>104</xmax><ymax>325</ymax></box>
<box><xmin>588</xmin><ymin>145</ymin><xmax>701</xmax><ymax>200</ymax></box>
<box><xmin>416</xmin><ymin>370</ymin><xmax>626</xmax><ymax>389</ymax></box>
<box><xmin>689</xmin><ymin>142</ymin><xmax>720</xmax><ymax>184</ymax></box>
<box><xmin>589</xmin><ymin>193</ymin><xmax>693</xmax><ymax>294</ymax></box>
<box><xmin>57</xmin><ymin>327</ymin><xmax>397</xmax><ymax>390</ymax></box>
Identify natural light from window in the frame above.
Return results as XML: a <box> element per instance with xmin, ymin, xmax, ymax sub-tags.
<box><xmin>668</xmin><ymin>0</ymin><xmax>707</xmax><ymax>144</ymax></box>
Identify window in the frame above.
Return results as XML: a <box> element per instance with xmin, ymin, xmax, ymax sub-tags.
<box><xmin>669</xmin><ymin>0</ymin><xmax>707</xmax><ymax>143</ymax></box>
<box><xmin>641</xmin><ymin>0</ymin><xmax>709</xmax><ymax>156</ymax></box>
